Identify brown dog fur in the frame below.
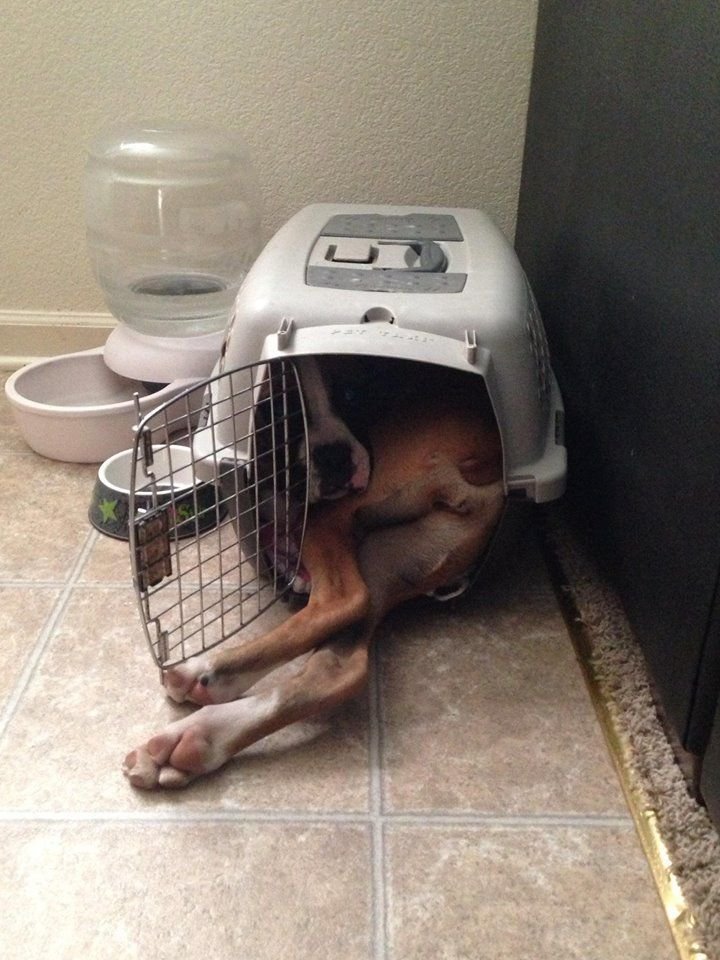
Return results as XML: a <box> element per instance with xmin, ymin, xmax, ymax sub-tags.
<box><xmin>123</xmin><ymin>369</ymin><xmax>505</xmax><ymax>789</ymax></box>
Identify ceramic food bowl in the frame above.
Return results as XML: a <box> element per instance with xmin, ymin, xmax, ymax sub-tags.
<box><xmin>89</xmin><ymin>445</ymin><xmax>222</xmax><ymax>540</ymax></box>
<box><xmin>4</xmin><ymin>346</ymin><xmax>201</xmax><ymax>463</ymax></box>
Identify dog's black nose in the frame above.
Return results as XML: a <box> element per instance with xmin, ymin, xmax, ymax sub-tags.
<box><xmin>313</xmin><ymin>442</ymin><xmax>354</xmax><ymax>495</ymax></box>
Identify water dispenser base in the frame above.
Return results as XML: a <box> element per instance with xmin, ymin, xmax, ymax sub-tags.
<box><xmin>102</xmin><ymin>324</ymin><xmax>225</xmax><ymax>382</ymax></box>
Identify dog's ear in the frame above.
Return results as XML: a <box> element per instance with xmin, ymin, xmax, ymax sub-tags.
<box><xmin>294</xmin><ymin>355</ymin><xmax>371</xmax><ymax>502</ymax></box>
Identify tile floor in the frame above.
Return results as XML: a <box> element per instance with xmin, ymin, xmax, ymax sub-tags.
<box><xmin>0</xmin><ymin>373</ymin><xmax>678</xmax><ymax>959</ymax></box>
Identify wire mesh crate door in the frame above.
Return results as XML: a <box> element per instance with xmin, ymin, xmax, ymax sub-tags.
<box><xmin>129</xmin><ymin>359</ymin><xmax>310</xmax><ymax>668</ymax></box>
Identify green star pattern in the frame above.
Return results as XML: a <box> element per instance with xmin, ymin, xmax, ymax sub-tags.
<box><xmin>99</xmin><ymin>498</ymin><xmax>118</xmax><ymax>522</ymax></box>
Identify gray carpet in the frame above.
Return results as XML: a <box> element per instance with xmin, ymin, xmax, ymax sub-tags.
<box><xmin>543</xmin><ymin>509</ymin><xmax>720</xmax><ymax>959</ymax></box>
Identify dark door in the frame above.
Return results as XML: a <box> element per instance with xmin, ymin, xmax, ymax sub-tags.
<box><xmin>515</xmin><ymin>0</ymin><xmax>720</xmax><ymax>754</ymax></box>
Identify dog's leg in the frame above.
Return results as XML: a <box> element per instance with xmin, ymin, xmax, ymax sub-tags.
<box><xmin>166</xmin><ymin>468</ymin><xmax>503</xmax><ymax>705</ymax></box>
<box><xmin>163</xmin><ymin>516</ymin><xmax>370</xmax><ymax>704</ymax></box>
<box><xmin>355</xmin><ymin>458</ymin><xmax>491</xmax><ymax>531</ymax></box>
<box><xmin>357</xmin><ymin>477</ymin><xmax>506</xmax><ymax>615</ymax></box>
<box><xmin>165</xmin><ymin>469</ymin><xmax>500</xmax><ymax>705</ymax></box>
<box><xmin>124</xmin><ymin>634</ymin><xmax>371</xmax><ymax>789</ymax></box>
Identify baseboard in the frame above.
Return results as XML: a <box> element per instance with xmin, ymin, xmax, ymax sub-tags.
<box><xmin>0</xmin><ymin>310</ymin><xmax>116</xmax><ymax>370</ymax></box>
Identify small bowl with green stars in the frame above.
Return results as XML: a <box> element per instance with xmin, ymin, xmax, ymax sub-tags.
<box><xmin>89</xmin><ymin>445</ymin><xmax>222</xmax><ymax>541</ymax></box>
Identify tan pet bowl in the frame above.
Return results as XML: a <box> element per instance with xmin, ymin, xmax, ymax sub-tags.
<box><xmin>5</xmin><ymin>347</ymin><xmax>200</xmax><ymax>463</ymax></box>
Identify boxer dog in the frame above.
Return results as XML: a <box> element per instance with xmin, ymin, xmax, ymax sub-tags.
<box><xmin>123</xmin><ymin>356</ymin><xmax>505</xmax><ymax>788</ymax></box>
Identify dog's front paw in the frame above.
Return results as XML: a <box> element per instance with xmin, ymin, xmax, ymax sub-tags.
<box><xmin>163</xmin><ymin>656</ymin><xmax>262</xmax><ymax>705</ymax></box>
<box><xmin>162</xmin><ymin>658</ymin><xmax>215</xmax><ymax>705</ymax></box>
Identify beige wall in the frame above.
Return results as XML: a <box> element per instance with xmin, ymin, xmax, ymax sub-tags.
<box><xmin>1</xmin><ymin>0</ymin><xmax>537</xmax><ymax>313</ymax></box>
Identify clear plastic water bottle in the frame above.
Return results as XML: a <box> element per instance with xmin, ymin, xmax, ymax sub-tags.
<box><xmin>83</xmin><ymin>125</ymin><xmax>262</xmax><ymax>337</ymax></box>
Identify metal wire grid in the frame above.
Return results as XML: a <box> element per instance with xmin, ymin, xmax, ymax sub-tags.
<box><xmin>129</xmin><ymin>359</ymin><xmax>310</xmax><ymax>669</ymax></box>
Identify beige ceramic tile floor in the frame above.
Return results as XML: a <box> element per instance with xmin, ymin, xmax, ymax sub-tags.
<box><xmin>0</xmin><ymin>373</ymin><xmax>678</xmax><ymax>960</ymax></box>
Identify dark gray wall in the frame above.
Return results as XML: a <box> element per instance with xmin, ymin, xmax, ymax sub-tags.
<box><xmin>515</xmin><ymin>1</ymin><xmax>720</xmax><ymax>752</ymax></box>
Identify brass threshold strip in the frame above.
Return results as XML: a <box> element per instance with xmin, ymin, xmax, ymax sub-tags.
<box><xmin>543</xmin><ymin>543</ymin><xmax>710</xmax><ymax>960</ymax></box>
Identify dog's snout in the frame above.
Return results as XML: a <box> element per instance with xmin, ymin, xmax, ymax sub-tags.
<box><xmin>313</xmin><ymin>442</ymin><xmax>354</xmax><ymax>494</ymax></box>
<box><xmin>314</xmin><ymin>442</ymin><xmax>352</xmax><ymax>471</ymax></box>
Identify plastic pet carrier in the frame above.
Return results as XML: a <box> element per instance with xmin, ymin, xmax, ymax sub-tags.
<box><xmin>129</xmin><ymin>203</ymin><xmax>566</xmax><ymax>668</ymax></box>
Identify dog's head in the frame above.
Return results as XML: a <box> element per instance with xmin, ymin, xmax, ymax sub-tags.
<box><xmin>305</xmin><ymin>425</ymin><xmax>371</xmax><ymax>502</ymax></box>
<box><xmin>295</xmin><ymin>356</ymin><xmax>371</xmax><ymax>502</ymax></box>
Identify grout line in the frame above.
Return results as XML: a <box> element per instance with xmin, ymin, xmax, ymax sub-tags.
<box><xmin>0</xmin><ymin>810</ymin><xmax>371</xmax><ymax>825</ymax></box>
<box><xmin>0</xmin><ymin>809</ymin><xmax>636</xmax><ymax>827</ymax></box>
<box><xmin>69</xmin><ymin>581</ymin><xmax>135</xmax><ymax>590</ymax></box>
<box><xmin>0</xmin><ymin>529</ymin><xmax>98</xmax><ymax>743</ymax></box>
<box><xmin>380</xmin><ymin>812</ymin><xmax>634</xmax><ymax>828</ymax></box>
<box><xmin>368</xmin><ymin>643</ymin><xmax>388</xmax><ymax>960</ymax></box>
<box><xmin>74</xmin><ymin>528</ymin><xmax>101</xmax><ymax>576</ymax></box>
<box><xmin>0</xmin><ymin>579</ymin><xmax>69</xmax><ymax>588</ymax></box>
